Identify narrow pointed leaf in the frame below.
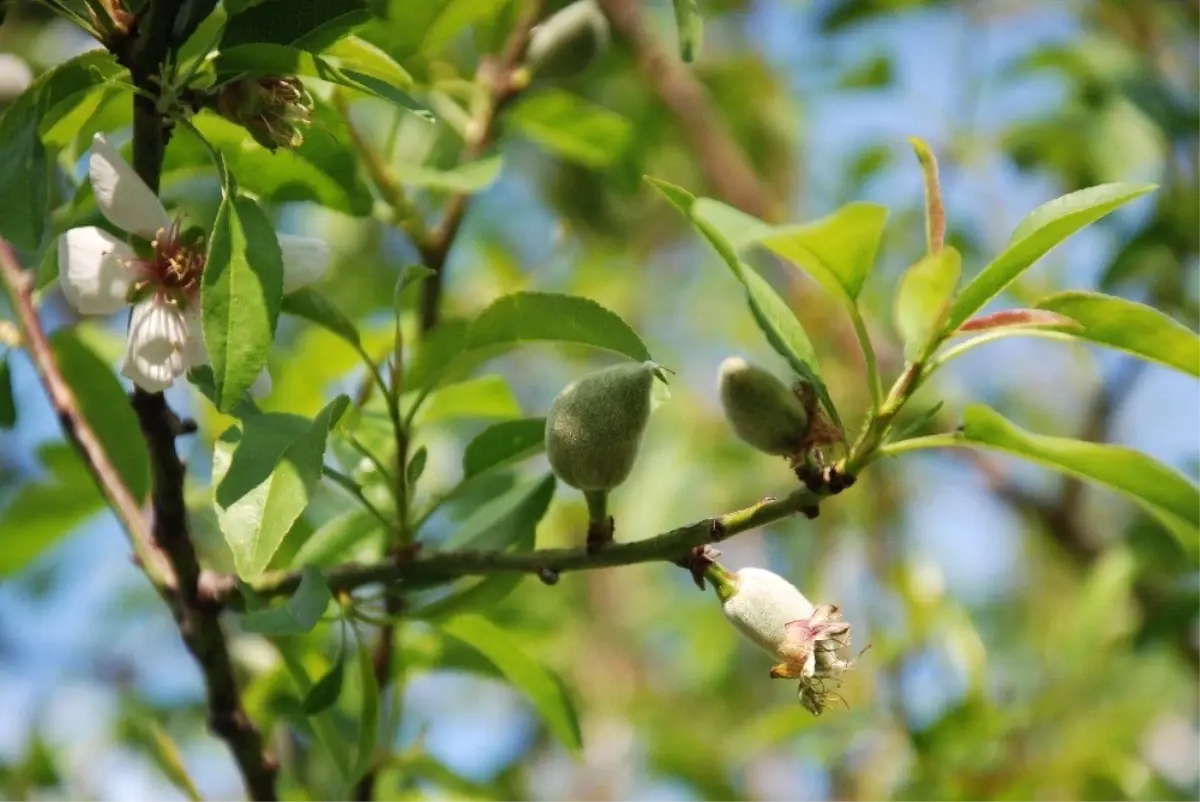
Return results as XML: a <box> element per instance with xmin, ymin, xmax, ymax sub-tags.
<box><xmin>302</xmin><ymin>651</ymin><xmax>346</xmax><ymax>714</ymax></box>
<box><xmin>347</xmin><ymin>634</ymin><xmax>380</xmax><ymax>790</ymax></box>
<box><xmin>282</xmin><ymin>287</ymin><xmax>362</xmax><ymax>347</ymax></box>
<box><xmin>447</xmin><ymin>473</ymin><xmax>556</xmax><ymax>552</ymax></box>
<box><xmin>956</xmin><ymin>308</ymin><xmax>1079</xmax><ymax>334</ymax></box>
<box><xmin>440</xmin><ymin>614</ymin><xmax>583</xmax><ymax>755</ymax></box>
<box><xmin>948</xmin><ymin>183</ymin><xmax>1157</xmax><ymax>329</ymax></box>
<box><xmin>1034</xmin><ymin>291</ymin><xmax>1200</xmax><ymax>377</ymax></box>
<box><xmin>0</xmin><ymin>356</ymin><xmax>16</xmax><ymax>429</ymax></box>
<box><xmin>895</xmin><ymin>247</ymin><xmax>961</xmax><ymax>358</ymax></box>
<box><xmin>203</xmin><ymin>192</ymin><xmax>284</xmax><ymax>413</ymax></box>
<box><xmin>465</xmin><ymin>292</ymin><xmax>651</xmax><ymax>361</ymax></box>
<box><xmin>672</xmin><ymin>0</ymin><xmax>703</xmax><ymax>61</ymax></box>
<box><xmin>946</xmin><ymin>405</ymin><xmax>1199</xmax><ymax>558</ymax></box>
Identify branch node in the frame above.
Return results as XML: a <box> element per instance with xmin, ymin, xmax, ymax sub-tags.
<box><xmin>801</xmin><ymin>505</ymin><xmax>820</xmax><ymax>520</ymax></box>
<box><xmin>537</xmin><ymin>567</ymin><xmax>560</xmax><ymax>585</ymax></box>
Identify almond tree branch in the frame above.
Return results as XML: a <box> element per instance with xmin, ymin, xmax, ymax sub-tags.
<box><xmin>595</xmin><ymin>0</ymin><xmax>781</xmax><ymax>222</ymax></box>
<box><xmin>201</xmin><ymin>487</ymin><xmax>823</xmax><ymax>605</ymax></box>
<box><xmin>116</xmin><ymin>0</ymin><xmax>279</xmax><ymax>797</ymax></box>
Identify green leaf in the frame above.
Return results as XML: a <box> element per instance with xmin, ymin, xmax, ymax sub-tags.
<box><xmin>322</xmin><ymin>35</ymin><xmax>415</xmax><ymax>88</ymax></box>
<box><xmin>410</xmin><ymin>375</ymin><xmax>522</xmax><ymax>425</ymax></box>
<box><xmin>165</xmin><ymin>105</ymin><xmax>374</xmax><ymax>216</ymax></box>
<box><xmin>211</xmin><ymin>43</ymin><xmax>428</xmax><ymax>116</ymax></box>
<box><xmin>221</xmin><ymin>0</ymin><xmax>370</xmax><ymax>51</ymax></box>
<box><xmin>446</xmin><ymin>473</ymin><xmax>555</xmax><ymax>552</ymax></box>
<box><xmin>418</xmin><ymin>0</ymin><xmax>514</xmax><ymax>54</ymax></box>
<box><xmin>508</xmin><ymin>89</ymin><xmax>633</xmax><ymax>170</ymax></box>
<box><xmin>753</xmin><ymin>202</ymin><xmax>889</xmax><ymax>302</ymax></box>
<box><xmin>348</xmin><ymin>632</ymin><xmax>381</xmax><ymax>791</ymax></box>
<box><xmin>0</xmin><ymin>51</ymin><xmax>124</xmax><ymax>249</ymax></box>
<box><xmin>125</xmin><ymin>717</ymin><xmax>203</xmax><ymax>802</ymax></box>
<box><xmin>1034</xmin><ymin>291</ymin><xmax>1200</xmax><ymax>377</ymax></box>
<box><xmin>466</xmin><ymin>291</ymin><xmax>651</xmax><ymax>361</ymax></box>
<box><xmin>894</xmin><ymin>247</ymin><xmax>962</xmax><ymax>359</ymax></box>
<box><xmin>293</xmin><ymin>507</ymin><xmax>384</xmax><ymax>567</ymax></box>
<box><xmin>462</xmin><ymin>418</ymin><xmax>547</xmax><ymax>478</ymax></box>
<box><xmin>214</xmin><ymin>396</ymin><xmax>349</xmax><ymax>578</ymax></box>
<box><xmin>392</xmin><ymin>156</ymin><xmax>503</xmax><ymax>193</ymax></box>
<box><xmin>0</xmin><ymin>445</ymin><xmax>104</xmax><ymax>575</ymax></box>
<box><xmin>242</xmin><ymin>566</ymin><xmax>333</xmax><ymax>634</ymax></box>
<box><xmin>948</xmin><ymin>183</ymin><xmax>1157</xmax><ymax>329</ymax></box>
<box><xmin>440</xmin><ymin>614</ymin><xmax>582</xmax><ymax>755</ymax></box>
<box><xmin>672</xmin><ymin>0</ymin><xmax>703</xmax><ymax>61</ymax></box>
<box><xmin>407</xmin><ymin>446</ymin><xmax>428</xmax><ymax>486</ymax></box>
<box><xmin>947</xmin><ymin>405</ymin><xmax>1200</xmax><ymax>559</ymax></box>
<box><xmin>51</xmin><ymin>331</ymin><xmax>150</xmax><ymax>501</ymax></box>
<box><xmin>282</xmin><ymin>287</ymin><xmax>362</xmax><ymax>348</ymax></box>
<box><xmin>647</xmin><ymin>177</ymin><xmax>840</xmax><ymax>428</ymax></box>
<box><xmin>410</xmin><ymin>573</ymin><xmax>526</xmax><ymax>620</ymax></box>
<box><xmin>278</xmin><ymin>642</ymin><xmax>352</xmax><ymax>773</ymax></box>
<box><xmin>302</xmin><ymin>650</ymin><xmax>346</xmax><ymax>714</ymax></box>
<box><xmin>202</xmin><ymin>191</ymin><xmax>284</xmax><ymax>413</ymax></box>
<box><xmin>0</xmin><ymin>357</ymin><xmax>15</xmax><ymax>429</ymax></box>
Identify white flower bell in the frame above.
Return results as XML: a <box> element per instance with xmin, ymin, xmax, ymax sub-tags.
<box><xmin>57</xmin><ymin>134</ymin><xmax>331</xmax><ymax>395</ymax></box>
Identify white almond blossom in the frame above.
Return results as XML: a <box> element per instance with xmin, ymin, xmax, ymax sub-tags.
<box><xmin>57</xmin><ymin>134</ymin><xmax>329</xmax><ymax>394</ymax></box>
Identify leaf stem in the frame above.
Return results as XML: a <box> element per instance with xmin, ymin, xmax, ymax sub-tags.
<box><xmin>875</xmin><ymin>433</ymin><xmax>960</xmax><ymax>458</ymax></box>
<box><xmin>325</xmin><ymin>467</ymin><xmax>395</xmax><ymax>529</ymax></box>
<box><xmin>849</xmin><ymin>302</ymin><xmax>883</xmax><ymax>409</ymax></box>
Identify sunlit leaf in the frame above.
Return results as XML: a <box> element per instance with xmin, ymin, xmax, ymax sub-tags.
<box><xmin>948</xmin><ymin>183</ymin><xmax>1157</xmax><ymax>329</ymax></box>
<box><xmin>214</xmin><ymin>396</ymin><xmax>349</xmax><ymax>578</ymax></box>
<box><xmin>466</xmin><ymin>292</ymin><xmax>651</xmax><ymax>361</ymax></box>
<box><xmin>672</xmin><ymin>0</ymin><xmax>703</xmax><ymax>61</ymax></box>
<box><xmin>392</xmin><ymin>156</ymin><xmax>503</xmax><ymax>193</ymax></box>
<box><xmin>446</xmin><ymin>472</ymin><xmax>555</xmax><ymax>551</ymax></box>
<box><xmin>294</xmin><ymin>508</ymin><xmax>384</xmax><ymax>567</ymax></box>
<box><xmin>202</xmin><ymin>190</ymin><xmax>284</xmax><ymax>413</ymax></box>
<box><xmin>408</xmin><ymin>375</ymin><xmax>521</xmax><ymax>425</ymax></box>
<box><xmin>439</xmin><ymin>614</ymin><xmax>582</xmax><ymax>754</ymax></box>
<box><xmin>894</xmin><ymin>247</ymin><xmax>961</xmax><ymax>359</ymax></box>
<box><xmin>508</xmin><ymin>89</ymin><xmax>633</xmax><ymax>169</ymax></box>
<box><xmin>1034</xmin><ymin>290</ymin><xmax>1200</xmax><ymax>377</ymax></box>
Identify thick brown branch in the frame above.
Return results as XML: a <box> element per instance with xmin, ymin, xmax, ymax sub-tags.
<box><xmin>596</xmin><ymin>0</ymin><xmax>781</xmax><ymax>221</ymax></box>
<box><xmin>119</xmin><ymin>1</ymin><xmax>278</xmax><ymax>797</ymax></box>
<box><xmin>202</xmin><ymin>488</ymin><xmax>821</xmax><ymax>606</ymax></box>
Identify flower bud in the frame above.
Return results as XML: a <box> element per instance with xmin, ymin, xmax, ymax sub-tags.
<box><xmin>545</xmin><ymin>360</ymin><xmax>664</xmax><ymax>492</ymax></box>
<box><xmin>216</xmin><ymin>76</ymin><xmax>314</xmax><ymax>152</ymax></box>
<box><xmin>525</xmin><ymin>0</ymin><xmax>610</xmax><ymax>79</ymax></box>
<box><xmin>717</xmin><ymin>566</ymin><xmax>853</xmax><ymax>714</ymax></box>
<box><xmin>717</xmin><ymin>357</ymin><xmax>810</xmax><ymax>456</ymax></box>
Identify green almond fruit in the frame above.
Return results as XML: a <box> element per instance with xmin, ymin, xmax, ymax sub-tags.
<box><xmin>718</xmin><ymin>357</ymin><xmax>810</xmax><ymax>456</ymax></box>
<box><xmin>546</xmin><ymin>360</ymin><xmax>663</xmax><ymax>491</ymax></box>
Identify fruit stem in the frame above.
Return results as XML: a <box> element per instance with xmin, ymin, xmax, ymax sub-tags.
<box><xmin>584</xmin><ymin>489</ymin><xmax>613</xmax><ymax>552</ymax></box>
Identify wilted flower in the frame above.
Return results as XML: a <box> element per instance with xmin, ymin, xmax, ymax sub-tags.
<box><xmin>216</xmin><ymin>76</ymin><xmax>314</xmax><ymax>152</ymax></box>
<box><xmin>57</xmin><ymin>134</ymin><xmax>328</xmax><ymax>393</ymax></box>
<box><xmin>713</xmin><ymin>565</ymin><xmax>855</xmax><ymax>715</ymax></box>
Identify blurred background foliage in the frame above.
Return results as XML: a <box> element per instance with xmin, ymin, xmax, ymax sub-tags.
<box><xmin>0</xmin><ymin>0</ymin><xmax>1197</xmax><ymax>799</ymax></box>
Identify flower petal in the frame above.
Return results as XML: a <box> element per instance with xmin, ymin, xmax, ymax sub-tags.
<box><xmin>121</xmin><ymin>297</ymin><xmax>189</xmax><ymax>392</ymax></box>
<box><xmin>250</xmin><ymin>368</ymin><xmax>273</xmax><ymax>399</ymax></box>
<box><xmin>58</xmin><ymin>227</ymin><xmax>138</xmax><ymax>315</ymax></box>
<box><xmin>89</xmin><ymin>134</ymin><xmax>171</xmax><ymax>240</ymax></box>
<box><xmin>278</xmin><ymin>233</ymin><xmax>329</xmax><ymax>293</ymax></box>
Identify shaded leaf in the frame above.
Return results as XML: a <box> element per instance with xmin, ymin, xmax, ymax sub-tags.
<box><xmin>51</xmin><ymin>331</ymin><xmax>150</xmax><ymax>501</ymax></box>
<box><xmin>221</xmin><ymin>0</ymin><xmax>370</xmax><ymax>51</ymax></box>
<box><xmin>202</xmin><ymin>191</ymin><xmax>284</xmax><ymax>413</ymax></box>
<box><xmin>1034</xmin><ymin>290</ymin><xmax>1200</xmax><ymax>377</ymax></box>
<box><xmin>293</xmin><ymin>507</ymin><xmax>384</xmax><ymax>567</ymax></box>
<box><xmin>462</xmin><ymin>417</ymin><xmax>547</xmax><ymax>478</ymax></box>
<box><xmin>392</xmin><ymin>156</ymin><xmax>503</xmax><ymax>193</ymax></box>
<box><xmin>410</xmin><ymin>573</ymin><xmax>525</xmax><ymax>620</ymax></box>
<box><xmin>672</xmin><ymin>0</ymin><xmax>703</xmax><ymax>62</ymax></box>
<box><xmin>439</xmin><ymin>614</ymin><xmax>582</xmax><ymax>754</ymax></box>
<box><xmin>948</xmin><ymin>183</ymin><xmax>1157</xmax><ymax>329</ymax></box>
<box><xmin>894</xmin><ymin>247</ymin><xmax>961</xmax><ymax>358</ymax></box>
<box><xmin>302</xmin><ymin>650</ymin><xmax>346</xmax><ymax>714</ymax></box>
<box><xmin>508</xmin><ymin>89</ymin><xmax>633</xmax><ymax>169</ymax></box>
<box><xmin>283</xmin><ymin>287</ymin><xmax>362</xmax><ymax>348</ymax></box>
<box><xmin>242</xmin><ymin>566</ymin><xmax>333</xmax><ymax>634</ymax></box>
<box><xmin>214</xmin><ymin>396</ymin><xmax>349</xmax><ymax>578</ymax></box>
<box><xmin>407</xmin><ymin>446</ymin><xmax>428</xmax><ymax>486</ymax></box>
<box><xmin>347</xmin><ymin>633</ymin><xmax>381</xmax><ymax>790</ymax></box>
<box><xmin>0</xmin><ymin>357</ymin><xmax>15</xmax><ymax>429</ymax></box>
<box><xmin>446</xmin><ymin>472</ymin><xmax>555</xmax><ymax>551</ymax></box>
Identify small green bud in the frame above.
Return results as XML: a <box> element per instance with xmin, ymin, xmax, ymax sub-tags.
<box><xmin>216</xmin><ymin>76</ymin><xmax>314</xmax><ymax>152</ymax></box>
<box><xmin>525</xmin><ymin>0</ymin><xmax>610</xmax><ymax>79</ymax></box>
<box><xmin>718</xmin><ymin>357</ymin><xmax>810</xmax><ymax>456</ymax></box>
<box><xmin>545</xmin><ymin>360</ymin><xmax>663</xmax><ymax>492</ymax></box>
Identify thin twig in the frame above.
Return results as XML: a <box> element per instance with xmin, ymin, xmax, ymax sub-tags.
<box><xmin>0</xmin><ymin>239</ymin><xmax>170</xmax><ymax>588</ymax></box>
<box><xmin>596</xmin><ymin>0</ymin><xmax>781</xmax><ymax>222</ymax></box>
<box><xmin>201</xmin><ymin>488</ymin><xmax>822</xmax><ymax>605</ymax></box>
